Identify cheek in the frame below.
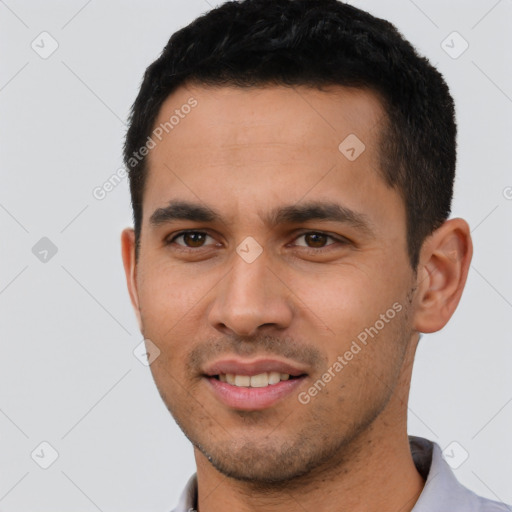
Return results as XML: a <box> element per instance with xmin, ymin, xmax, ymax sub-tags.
<box><xmin>289</xmin><ymin>263</ymin><xmax>409</xmax><ymax>381</ymax></box>
<box><xmin>137</xmin><ymin>257</ymin><xmax>209</xmax><ymax>318</ymax></box>
<box><xmin>291</xmin><ymin>263</ymin><xmax>402</xmax><ymax>331</ymax></box>
<box><xmin>135</xmin><ymin>268</ymin><xmax>206</xmax><ymax>363</ymax></box>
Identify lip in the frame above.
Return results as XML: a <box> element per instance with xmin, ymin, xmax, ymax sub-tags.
<box><xmin>203</xmin><ymin>357</ymin><xmax>308</xmax><ymax>378</ymax></box>
<box><xmin>203</xmin><ymin>357</ymin><xmax>309</xmax><ymax>411</ymax></box>
<box><xmin>205</xmin><ymin>375</ymin><xmax>307</xmax><ymax>411</ymax></box>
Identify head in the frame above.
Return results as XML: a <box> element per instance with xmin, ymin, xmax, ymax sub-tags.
<box><xmin>121</xmin><ymin>0</ymin><xmax>472</xmax><ymax>485</ymax></box>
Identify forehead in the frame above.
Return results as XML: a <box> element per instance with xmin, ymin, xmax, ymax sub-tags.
<box><xmin>143</xmin><ymin>83</ymin><xmax>400</xmax><ymax>230</ymax></box>
<box><xmin>150</xmin><ymin>82</ymin><xmax>385</xmax><ymax>155</ymax></box>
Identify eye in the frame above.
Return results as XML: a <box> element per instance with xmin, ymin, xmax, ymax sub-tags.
<box><xmin>167</xmin><ymin>231</ymin><xmax>218</xmax><ymax>248</ymax></box>
<box><xmin>293</xmin><ymin>232</ymin><xmax>341</xmax><ymax>249</ymax></box>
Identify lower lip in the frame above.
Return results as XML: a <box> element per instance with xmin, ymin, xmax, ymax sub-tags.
<box><xmin>205</xmin><ymin>376</ymin><xmax>306</xmax><ymax>411</ymax></box>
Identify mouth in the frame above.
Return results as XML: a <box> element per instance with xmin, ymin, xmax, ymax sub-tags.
<box><xmin>213</xmin><ymin>372</ymin><xmax>302</xmax><ymax>387</ymax></box>
<box><xmin>203</xmin><ymin>358</ymin><xmax>309</xmax><ymax>410</ymax></box>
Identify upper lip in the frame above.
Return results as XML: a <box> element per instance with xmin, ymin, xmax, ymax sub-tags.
<box><xmin>203</xmin><ymin>358</ymin><xmax>308</xmax><ymax>377</ymax></box>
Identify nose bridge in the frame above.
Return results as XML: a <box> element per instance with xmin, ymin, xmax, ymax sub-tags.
<box><xmin>208</xmin><ymin>249</ymin><xmax>292</xmax><ymax>336</ymax></box>
<box><xmin>224</xmin><ymin>251</ymin><xmax>272</xmax><ymax>314</ymax></box>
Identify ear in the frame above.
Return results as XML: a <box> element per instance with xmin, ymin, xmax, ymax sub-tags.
<box><xmin>121</xmin><ymin>228</ymin><xmax>142</xmax><ymax>331</ymax></box>
<box><xmin>412</xmin><ymin>218</ymin><xmax>473</xmax><ymax>333</ymax></box>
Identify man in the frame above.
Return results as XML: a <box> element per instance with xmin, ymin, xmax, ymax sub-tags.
<box><xmin>120</xmin><ymin>0</ymin><xmax>510</xmax><ymax>510</ymax></box>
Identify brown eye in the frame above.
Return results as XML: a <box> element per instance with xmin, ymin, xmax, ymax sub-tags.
<box><xmin>183</xmin><ymin>232</ymin><xmax>206</xmax><ymax>247</ymax></box>
<box><xmin>304</xmin><ymin>233</ymin><xmax>329</xmax><ymax>248</ymax></box>
<box><xmin>294</xmin><ymin>232</ymin><xmax>336</xmax><ymax>249</ymax></box>
<box><xmin>170</xmin><ymin>231</ymin><xmax>215</xmax><ymax>248</ymax></box>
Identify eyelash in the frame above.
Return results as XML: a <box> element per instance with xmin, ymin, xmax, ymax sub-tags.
<box><xmin>165</xmin><ymin>230</ymin><xmax>349</xmax><ymax>254</ymax></box>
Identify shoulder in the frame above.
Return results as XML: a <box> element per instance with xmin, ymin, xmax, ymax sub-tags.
<box><xmin>409</xmin><ymin>436</ymin><xmax>511</xmax><ymax>512</ymax></box>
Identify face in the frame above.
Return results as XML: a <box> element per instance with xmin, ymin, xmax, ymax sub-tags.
<box><xmin>123</xmin><ymin>84</ymin><xmax>419</xmax><ymax>483</ymax></box>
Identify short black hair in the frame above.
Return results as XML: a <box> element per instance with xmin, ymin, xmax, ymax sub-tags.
<box><xmin>124</xmin><ymin>0</ymin><xmax>456</xmax><ymax>269</ymax></box>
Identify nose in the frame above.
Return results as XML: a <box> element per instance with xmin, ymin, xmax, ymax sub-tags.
<box><xmin>207</xmin><ymin>253</ymin><xmax>294</xmax><ymax>337</ymax></box>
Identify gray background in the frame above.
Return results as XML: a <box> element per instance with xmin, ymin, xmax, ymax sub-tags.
<box><xmin>0</xmin><ymin>0</ymin><xmax>511</xmax><ymax>510</ymax></box>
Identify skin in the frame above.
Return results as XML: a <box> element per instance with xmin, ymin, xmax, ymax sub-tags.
<box><xmin>121</xmin><ymin>83</ymin><xmax>472</xmax><ymax>512</ymax></box>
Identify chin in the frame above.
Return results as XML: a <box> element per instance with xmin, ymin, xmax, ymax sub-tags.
<box><xmin>193</xmin><ymin>435</ymin><xmax>340</xmax><ymax>486</ymax></box>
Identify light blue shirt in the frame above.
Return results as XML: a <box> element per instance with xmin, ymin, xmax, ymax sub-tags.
<box><xmin>171</xmin><ymin>436</ymin><xmax>511</xmax><ymax>511</ymax></box>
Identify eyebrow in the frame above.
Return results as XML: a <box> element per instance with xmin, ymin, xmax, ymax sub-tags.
<box><xmin>149</xmin><ymin>199</ymin><xmax>376</xmax><ymax>237</ymax></box>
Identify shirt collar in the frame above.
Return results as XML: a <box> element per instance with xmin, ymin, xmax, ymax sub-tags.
<box><xmin>409</xmin><ymin>436</ymin><xmax>509</xmax><ymax>511</ymax></box>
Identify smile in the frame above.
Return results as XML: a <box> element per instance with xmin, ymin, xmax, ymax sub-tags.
<box><xmin>216</xmin><ymin>372</ymin><xmax>294</xmax><ymax>387</ymax></box>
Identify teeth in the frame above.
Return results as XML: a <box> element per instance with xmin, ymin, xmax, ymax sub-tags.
<box><xmin>220</xmin><ymin>372</ymin><xmax>292</xmax><ymax>387</ymax></box>
<box><xmin>250</xmin><ymin>373</ymin><xmax>268</xmax><ymax>387</ymax></box>
<box><xmin>268</xmin><ymin>371</ymin><xmax>281</xmax><ymax>385</ymax></box>
<box><xmin>234</xmin><ymin>375</ymin><xmax>251</xmax><ymax>387</ymax></box>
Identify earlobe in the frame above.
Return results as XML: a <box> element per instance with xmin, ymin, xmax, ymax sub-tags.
<box><xmin>413</xmin><ymin>218</ymin><xmax>473</xmax><ymax>333</ymax></box>
<box><xmin>121</xmin><ymin>228</ymin><xmax>142</xmax><ymax>331</ymax></box>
